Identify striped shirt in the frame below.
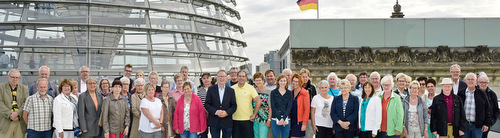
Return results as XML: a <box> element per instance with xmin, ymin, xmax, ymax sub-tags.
<box><xmin>24</xmin><ymin>93</ymin><xmax>53</xmax><ymax>131</ymax></box>
<box><xmin>197</xmin><ymin>86</ymin><xmax>209</xmax><ymax>106</ymax></box>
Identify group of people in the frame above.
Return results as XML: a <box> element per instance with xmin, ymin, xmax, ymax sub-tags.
<box><xmin>0</xmin><ymin>63</ymin><xmax>499</xmax><ymax>138</ymax></box>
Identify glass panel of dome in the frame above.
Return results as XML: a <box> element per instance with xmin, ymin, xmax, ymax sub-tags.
<box><xmin>91</xmin><ymin>0</ymin><xmax>148</xmax><ymax>8</ymax></box>
<box><xmin>196</xmin><ymin>36</ymin><xmax>221</xmax><ymax>53</ymax></box>
<box><xmin>199</xmin><ymin>58</ymin><xmax>231</xmax><ymax>72</ymax></box>
<box><xmin>112</xmin><ymin>29</ymin><xmax>148</xmax><ymax>49</ymax></box>
<box><xmin>230</xmin><ymin>46</ymin><xmax>247</xmax><ymax>58</ymax></box>
<box><xmin>151</xmin><ymin>55</ymin><xmax>202</xmax><ymax>73</ymax></box>
<box><xmin>19</xmin><ymin>48</ymin><xmax>85</xmax><ymax>70</ymax></box>
<box><xmin>23</xmin><ymin>26</ymin><xmax>79</xmax><ymax>46</ymax></box>
<box><xmin>90</xmin><ymin>6</ymin><xmax>147</xmax><ymax>28</ymax></box>
<box><xmin>192</xmin><ymin>2</ymin><xmax>220</xmax><ymax>19</ymax></box>
<box><xmin>227</xmin><ymin>29</ymin><xmax>244</xmax><ymax>42</ymax></box>
<box><xmin>0</xmin><ymin>48</ymin><xmax>19</xmax><ymax>70</ymax></box>
<box><xmin>148</xmin><ymin>0</ymin><xmax>193</xmax><ymax>14</ymax></box>
<box><xmin>0</xmin><ymin>25</ymin><xmax>21</xmax><ymax>46</ymax></box>
<box><xmin>223</xmin><ymin>14</ymin><xmax>241</xmax><ymax>26</ymax></box>
<box><xmin>149</xmin><ymin>10</ymin><xmax>192</xmax><ymax>31</ymax></box>
<box><xmin>0</xmin><ymin>3</ymin><xmax>23</xmax><ymax>23</ymax></box>
<box><xmin>194</xmin><ymin>21</ymin><xmax>225</xmax><ymax>37</ymax></box>
<box><xmin>99</xmin><ymin>49</ymin><xmax>149</xmax><ymax>69</ymax></box>
<box><xmin>150</xmin><ymin>32</ymin><xmax>176</xmax><ymax>50</ymax></box>
<box><xmin>26</xmin><ymin>3</ymin><xmax>89</xmax><ymax>24</ymax></box>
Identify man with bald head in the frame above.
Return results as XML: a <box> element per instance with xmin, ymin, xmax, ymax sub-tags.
<box><xmin>477</xmin><ymin>74</ymin><xmax>499</xmax><ymax>138</ymax></box>
<box><xmin>29</xmin><ymin>66</ymin><xmax>58</xmax><ymax>97</ymax></box>
<box><xmin>457</xmin><ymin>73</ymin><xmax>491</xmax><ymax>138</ymax></box>
<box><xmin>0</xmin><ymin>69</ymin><xmax>29</xmax><ymax>137</ymax></box>
<box><xmin>23</xmin><ymin>78</ymin><xmax>54</xmax><ymax>137</ymax></box>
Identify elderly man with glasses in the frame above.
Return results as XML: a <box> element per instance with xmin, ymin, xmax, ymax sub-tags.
<box><xmin>0</xmin><ymin>69</ymin><xmax>29</xmax><ymax>138</ymax></box>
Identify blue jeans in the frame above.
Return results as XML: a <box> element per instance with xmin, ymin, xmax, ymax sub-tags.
<box><xmin>27</xmin><ymin>129</ymin><xmax>53</xmax><ymax>138</ymax></box>
<box><xmin>210</xmin><ymin>125</ymin><xmax>232</xmax><ymax>138</ymax></box>
<box><xmin>180</xmin><ymin>131</ymin><xmax>199</xmax><ymax>138</ymax></box>
<box><xmin>271</xmin><ymin>120</ymin><xmax>290</xmax><ymax>138</ymax></box>
<box><xmin>378</xmin><ymin>132</ymin><xmax>400</xmax><ymax>138</ymax></box>
<box><xmin>465</xmin><ymin>123</ymin><xmax>482</xmax><ymax>138</ymax></box>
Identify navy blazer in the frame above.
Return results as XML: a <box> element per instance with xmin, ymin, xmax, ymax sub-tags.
<box><xmin>330</xmin><ymin>94</ymin><xmax>359</xmax><ymax>132</ymax></box>
<box><xmin>205</xmin><ymin>84</ymin><xmax>237</xmax><ymax>128</ymax></box>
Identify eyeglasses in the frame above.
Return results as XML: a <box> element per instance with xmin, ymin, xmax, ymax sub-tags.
<box><xmin>81</xmin><ymin>71</ymin><xmax>90</xmax><ymax>73</ymax></box>
<box><xmin>9</xmin><ymin>76</ymin><xmax>20</xmax><ymax>80</ymax></box>
<box><xmin>124</xmin><ymin>70</ymin><xmax>132</xmax><ymax>73</ymax></box>
<box><xmin>419</xmin><ymin>83</ymin><xmax>426</xmax><ymax>86</ymax></box>
<box><xmin>479</xmin><ymin>81</ymin><xmax>489</xmax><ymax>84</ymax></box>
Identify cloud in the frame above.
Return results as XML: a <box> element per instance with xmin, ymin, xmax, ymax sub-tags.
<box><xmin>234</xmin><ymin>0</ymin><xmax>500</xmax><ymax>71</ymax></box>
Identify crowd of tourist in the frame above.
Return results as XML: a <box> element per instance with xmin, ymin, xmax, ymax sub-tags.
<box><xmin>0</xmin><ymin>63</ymin><xmax>499</xmax><ymax>138</ymax></box>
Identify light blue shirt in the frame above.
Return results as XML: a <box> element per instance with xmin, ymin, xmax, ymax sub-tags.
<box><xmin>328</xmin><ymin>87</ymin><xmax>340</xmax><ymax>96</ymax></box>
<box><xmin>264</xmin><ymin>82</ymin><xmax>277</xmax><ymax>90</ymax></box>
<box><xmin>218</xmin><ymin>85</ymin><xmax>225</xmax><ymax>104</ymax></box>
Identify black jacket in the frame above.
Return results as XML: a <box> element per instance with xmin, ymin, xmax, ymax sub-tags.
<box><xmin>456</xmin><ymin>80</ymin><xmax>467</xmax><ymax>95</ymax></box>
<box><xmin>205</xmin><ymin>84</ymin><xmax>237</xmax><ymax>128</ymax></box>
<box><xmin>430</xmin><ymin>93</ymin><xmax>466</xmax><ymax>137</ymax></box>
<box><xmin>478</xmin><ymin>86</ymin><xmax>499</xmax><ymax>127</ymax></box>
<box><xmin>457</xmin><ymin>87</ymin><xmax>492</xmax><ymax>127</ymax></box>
<box><xmin>303</xmin><ymin>80</ymin><xmax>317</xmax><ymax>103</ymax></box>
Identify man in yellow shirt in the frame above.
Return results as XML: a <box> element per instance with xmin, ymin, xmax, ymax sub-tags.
<box><xmin>231</xmin><ymin>70</ymin><xmax>262</xmax><ymax>138</ymax></box>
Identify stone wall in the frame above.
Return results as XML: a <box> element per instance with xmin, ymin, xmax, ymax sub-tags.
<box><xmin>291</xmin><ymin>46</ymin><xmax>500</xmax><ymax>94</ymax></box>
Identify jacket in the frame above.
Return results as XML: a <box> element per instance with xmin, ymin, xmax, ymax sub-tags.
<box><xmin>457</xmin><ymin>87</ymin><xmax>491</xmax><ymax>127</ymax></box>
<box><xmin>403</xmin><ymin>96</ymin><xmax>429</xmax><ymax>137</ymax></box>
<box><xmin>292</xmin><ymin>88</ymin><xmax>310</xmax><ymax>125</ymax></box>
<box><xmin>130</xmin><ymin>92</ymin><xmax>145</xmax><ymax>138</ymax></box>
<box><xmin>331</xmin><ymin>94</ymin><xmax>359</xmax><ymax>132</ymax></box>
<box><xmin>479</xmin><ymin>86</ymin><xmax>499</xmax><ymax>126</ymax></box>
<box><xmin>430</xmin><ymin>93</ymin><xmax>466</xmax><ymax>137</ymax></box>
<box><xmin>378</xmin><ymin>91</ymin><xmax>404</xmax><ymax>136</ymax></box>
<box><xmin>205</xmin><ymin>84</ymin><xmax>237</xmax><ymax>128</ymax></box>
<box><xmin>78</xmin><ymin>91</ymin><xmax>103</xmax><ymax>137</ymax></box>
<box><xmin>53</xmin><ymin>93</ymin><xmax>78</xmax><ymax>133</ymax></box>
<box><xmin>303</xmin><ymin>80</ymin><xmax>317</xmax><ymax>103</ymax></box>
<box><xmin>159</xmin><ymin>95</ymin><xmax>176</xmax><ymax>138</ymax></box>
<box><xmin>358</xmin><ymin>96</ymin><xmax>382</xmax><ymax>135</ymax></box>
<box><xmin>102</xmin><ymin>95</ymin><xmax>130</xmax><ymax>134</ymax></box>
<box><xmin>173</xmin><ymin>94</ymin><xmax>207</xmax><ymax>133</ymax></box>
<box><xmin>0</xmin><ymin>82</ymin><xmax>28</xmax><ymax>134</ymax></box>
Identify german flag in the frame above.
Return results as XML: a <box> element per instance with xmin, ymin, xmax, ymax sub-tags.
<box><xmin>297</xmin><ymin>0</ymin><xmax>318</xmax><ymax>11</ymax></box>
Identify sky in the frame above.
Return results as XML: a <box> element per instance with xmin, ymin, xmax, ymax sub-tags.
<box><xmin>234</xmin><ymin>0</ymin><xmax>500</xmax><ymax>72</ymax></box>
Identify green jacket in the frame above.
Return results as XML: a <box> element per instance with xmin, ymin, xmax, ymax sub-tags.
<box><xmin>379</xmin><ymin>91</ymin><xmax>404</xmax><ymax>136</ymax></box>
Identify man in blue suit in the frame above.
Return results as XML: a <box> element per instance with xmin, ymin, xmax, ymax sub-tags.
<box><xmin>205</xmin><ymin>69</ymin><xmax>237</xmax><ymax>138</ymax></box>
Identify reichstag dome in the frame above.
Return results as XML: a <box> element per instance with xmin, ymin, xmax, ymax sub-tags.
<box><xmin>0</xmin><ymin>0</ymin><xmax>249</xmax><ymax>83</ymax></box>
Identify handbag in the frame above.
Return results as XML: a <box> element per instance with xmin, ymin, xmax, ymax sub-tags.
<box><xmin>74</xmin><ymin>127</ymin><xmax>82</xmax><ymax>137</ymax></box>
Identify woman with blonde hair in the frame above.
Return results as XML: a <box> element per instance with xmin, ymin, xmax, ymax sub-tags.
<box><xmin>402</xmin><ymin>81</ymin><xmax>429</xmax><ymax>138</ymax></box>
<box><xmin>331</xmin><ymin>79</ymin><xmax>359</xmax><ymax>138</ymax></box>
<box><xmin>138</xmin><ymin>83</ymin><xmax>164</xmax><ymax>138</ymax></box>
<box><xmin>270</xmin><ymin>74</ymin><xmax>292</xmax><ymax>138</ymax></box>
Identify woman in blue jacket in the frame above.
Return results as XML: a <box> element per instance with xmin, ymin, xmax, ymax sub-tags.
<box><xmin>331</xmin><ymin>79</ymin><xmax>359</xmax><ymax>138</ymax></box>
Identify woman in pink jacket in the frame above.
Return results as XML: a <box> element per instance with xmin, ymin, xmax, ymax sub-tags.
<box><xmin>173</xmin><ymin>82</ymin><xmax>207</xmax><ymax>138</ymax></box>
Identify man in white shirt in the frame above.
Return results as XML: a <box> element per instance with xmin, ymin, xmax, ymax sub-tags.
<box><xmin>450</xmin><ymin>64</ymin><xmax>467</xmax><ymax>95</ymax></box>
<box><xmin>78</xmin><ymin>66</ymin><xmax>90</xmax><ymax>93</ymax></box>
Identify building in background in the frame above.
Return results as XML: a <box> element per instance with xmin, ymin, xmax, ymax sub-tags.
<box><xmin>0</xmin><ymin>0</ymin><xmax>249</xmax><ymax>86</ymax></box>
<box><xmin>257</xmin><ymin>62</ymin><xmax>270</xmax><ymax>73</ymax></box>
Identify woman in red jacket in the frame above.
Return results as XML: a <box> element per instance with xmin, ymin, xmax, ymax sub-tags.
<box><xmin>290</xmin><ymin>73</ymin><xmax>310</xmax><ymax>138</ymax></box>
<box><xmin>173</xmin><ymin>82</ymin><xmax>207</xmax><ymax>138</ymax></box>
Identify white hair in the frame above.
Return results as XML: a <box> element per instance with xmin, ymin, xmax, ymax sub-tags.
<box><xmin>465</xmin><ymin>72</ymin><xmax>477</xmax><ymax>80</ymax></box>
<box><xmin>36</xmin><ymin>78</ymin><xmax>48</xmax><ymax>87</ymax></box>
<box><xmin>149</xmin><ymin>71</ymin><xmax>158</xmax><ymax>78</ymax></box>
<box><xmin>478</xmin><ymin>74</ymin><xmax>489</xmax><ymax>82</ymax></box>
<box><xmin>450</xmin><ymin>64</ymin><xmax>461</xmax><ymax>71</ymax></box>
<box><xmin>380</xmin><ymin>74</ymin><xmax>394</xmax><ymax>88</ymax></box>
<box><xmin>79</xmin><ymin>66</ymin><xmax>89</xmax><ymax>73</ymax></box>
<box><xmin>370</xmin><ymin>71</ymin><xmax>381</xmax><ymax>79</ymax></box>
<box><xmin>345</xmin><ymin>74</ymin><xmax>357</xmax><ymax>82</ymax></box>
<box><xmin>317</xmin><ymin>80</ymin><xmax>329</xmax><ymax>87</ymax></box>
<box><xmin>8</xmin><ymin>69</ymin><xmax>20</xmax><ymax>76</ymax></box>
<box><xmin>283</xmin><ymin>68</ymin><xmax>292</xmax><ymax>73</ymax></box>
<box><xmin>120</xmin><ymin>77</ymin><xmax>130</xmax><ymax>84</ymax></box>
<box><xmin>135</xmin><ymin>78</ymin><xmax>145</xmax><ymax>85</ymax></box>
<box><xmin>38</xmin><ymin>65</ymin><xmax>50</xmax><ymax>72</ymax></box>
<box><xmin>327</xmin><ymin>72</ymin><xmax>339</xmax><ymax>82</ymax></box>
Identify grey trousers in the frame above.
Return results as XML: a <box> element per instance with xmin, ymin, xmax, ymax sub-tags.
<box><xmin>305</xmin><ymin>119</ymin><xmax>314</xmax><ymax>138</ymax></box>
<box><xmin>140</xmin><ymin>131</ymin><xmax>162</xmax><ymax>138</ymax></box>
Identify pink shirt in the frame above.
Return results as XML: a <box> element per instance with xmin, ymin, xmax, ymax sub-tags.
<box><xmin>170</xmin><ymin>89</ymin><xmax>184</xmax><ymax>102</ymax></box>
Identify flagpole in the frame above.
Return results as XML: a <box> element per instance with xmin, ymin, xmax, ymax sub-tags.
<box><xmin>317</xmin><ymin>0</ymin><xmax>319</xmax><ymax>19</ymax></box>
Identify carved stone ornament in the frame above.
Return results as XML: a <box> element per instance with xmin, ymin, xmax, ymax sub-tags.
<box><xmin>291</xmin><ymin>45</ymin><xmax>496</xmax><ymax>64</ymax></box>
